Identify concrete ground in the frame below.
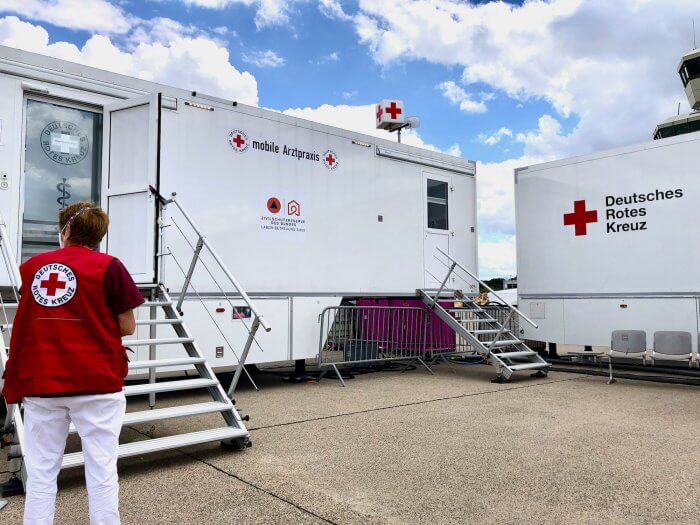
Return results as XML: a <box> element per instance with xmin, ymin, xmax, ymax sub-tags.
<box><xmin>2</xmin><ymin>364</ymin><xmax>699</xmax><ymax>524</ymax></box>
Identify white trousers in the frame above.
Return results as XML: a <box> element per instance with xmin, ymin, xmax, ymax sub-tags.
<box><xmin>22</xmin><ymin>391</ymin><xmax>126</xmax><ymax>525</ymax></box>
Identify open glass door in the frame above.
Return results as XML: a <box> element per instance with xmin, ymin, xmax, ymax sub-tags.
<box><xmin>102</xmin><ymin>93</ymin><xmax>160</xmax><ymax>283</ymax></box>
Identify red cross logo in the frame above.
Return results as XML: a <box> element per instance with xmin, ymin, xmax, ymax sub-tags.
<box><xmin>227</xmin><ymin>129</ymin><xmax>249</xmax><ymax>153</ymax></box>
<box><xmin>323</xmin><ymin>149</ymin><xmax>339</xmax><ymax>170</ymax></box>
<box><xmin>385</xmin><ymin>102</ymin><xmax>402</xmax><ymax>120</ymax></box>
<box><xmin>40</xmin><ymin>272</ymin><xmax>67</xmax><ymax>297</ymax></box>
<box><xmin>232</xmin><ymin>134</ymin><xmax>245</xmax><ymax>148</ymax></box>
<box><xmin>376</xmin><ymin>105</ymin><xmax>383</xmax><ymax>122</ymax></box>
<box><xmin>563</xmin><ymin>200</ymin><xmax>598</xmax><ymax>236</ymax></box>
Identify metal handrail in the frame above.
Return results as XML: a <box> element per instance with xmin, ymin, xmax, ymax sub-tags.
<box><xmin>434</xmin><ymin>247</ymin><xmax>538</xmax><ymax>329</ymax></box>
<box><xmin>149</xmin><ymin>186</ymin><xmax>271</xmax><ymax>333</ymax></box>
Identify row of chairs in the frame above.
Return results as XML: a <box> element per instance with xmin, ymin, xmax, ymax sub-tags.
<box><xmin>610</xmin><ymin>330</ymin><xmax>697</xmax><ymax>367</ymax></box>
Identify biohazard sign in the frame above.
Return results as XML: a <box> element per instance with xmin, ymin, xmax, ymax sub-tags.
<box><xmin>31</xmin><ymin>263</ymin><xmax>77</xmax><ymax>307</ymax></box>
<box><xmin>260</xmin><ymin>195</ymin><xmax>306</xmax><ymax>238</ymax></box>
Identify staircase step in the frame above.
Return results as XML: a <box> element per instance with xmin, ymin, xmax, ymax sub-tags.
<box><xmin>140</xmin><ymin>301</ymin><xmax>172</xmax><ymax>308</ymax></box>
<box><xmin>128</xmin><ymin>357</ymin><xmax>206</xmax><ymax>370</ymax></box>
<box><xmin>471</xmin><ymin>329</ymin><xmax>504</xmax><ymax>334</ymax></box>
<box><xmin>508</xmin><ymin>362</ymin><xmax>550</xmax><ymax>371</ymax></box>
<box><xmin>487</xmin><ymin>339</ymin><xmax>522</xmax><ymax>348</ymax></box>
<box><xmin>124</xmin><ymin>337</ymin><xmax>194</xmax><ymax>346</ymax></box>
<box><xmin>62</xmin><ymin>426</ymin><xmax>248</xmax><ymax>469</ymax></box>
<box><xmin>69</xmin><ymin>401</ymin><xmax>232</xmax><ymax>434</ymax></box>
<box><xmin>135</xmin><ymin>318</ymin><xmax>183</xmax><ymax>326</ymax></box>
<box><xmin>493</xmin><ymin>350</ymin><xmax>536</xmax><ymax>359</ymax></box>
<box><xmin>457</xmin><ymin>318</ymin><xmax>497</xmax><ymax>323</ymax></box>
<box><xmin>124</xmin><ymin>378</ymin><xmax>218</xmax><ymax>396</ymax></box>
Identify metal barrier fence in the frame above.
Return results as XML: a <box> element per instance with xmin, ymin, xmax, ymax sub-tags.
<box><xmin>318</xmin><ymin>306</ymin><xmax>456</xmax><ymax>385</ymax></box>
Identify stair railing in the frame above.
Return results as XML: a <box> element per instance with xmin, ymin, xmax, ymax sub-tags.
<box><xmin>429</xmin><ymin>248</ymin><xmax>538</xmax><ymax>330</ymax></box>
<box><xmin>149</xmin><ymin>186</ymin><xmax>271</xmax><ymax>395</ymax></box>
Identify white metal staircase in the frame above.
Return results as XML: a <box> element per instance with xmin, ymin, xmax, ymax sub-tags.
<box><xmin>0</xmin><ymin>204</ymin><xmax>262</xmax><ymax>494</ymax></box>
<box><xmin>423</xmin><ymin>248</ymin><xmax>549</xmax><ymax>382</ymax></box>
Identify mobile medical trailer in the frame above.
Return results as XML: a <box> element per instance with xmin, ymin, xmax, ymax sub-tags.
<box><xmin>0</xmin><ymin>45</ymin><xmax>480</xmax><ymax>374</ymax></box>
<box><xmin>515</xmin><ymin>132</ymin><xmax>700</xmax><ymax>357</ymax></box>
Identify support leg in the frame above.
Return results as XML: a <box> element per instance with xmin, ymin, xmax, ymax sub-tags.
<box><xmin>607</xmin><ymin>358</ymin><xmax>616</xmax><ymax>385</ymax></box>
<box><xmin>331</xmin><ymin>364</ymin><xmax>346</xmax><ymax>387</ymax></box>
<box><xmin>440</xmin><ymin>354</ymin><xmax>457</xmax><ymax>374</ymax></box>
<box><xmin>416</xmin><ymin>357</ymin><xmax>434</xmax><ymax>375</ymax></box>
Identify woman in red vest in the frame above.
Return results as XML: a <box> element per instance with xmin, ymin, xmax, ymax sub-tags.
<box><xmin>2</xmin><ymin>202</ymin><xmax>144</xmax><ymax>525</ymax></box>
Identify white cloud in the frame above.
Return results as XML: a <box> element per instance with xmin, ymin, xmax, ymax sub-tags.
<box><xmin>478</xmin><ymin>127</ymin><xmax>513</xmax><ymax>146</ymax></box>
<box><xmin>342</xmin><ymin>90</ymin><xmax>357</xmax><ymax>100</ymax></box>
<box><xmin>242</xmin><ymin>49</ymin><xmax>285</xmax><ymax>68</ymax></box>
<box><xmin>310</xmin><ymin>51</ymin><xmax>339</xmax><ymax>65</ymax></box>
<box><xmin>318</xmin><ymin>0</ymin><xmax>352</xmax><ymax>21</ymax></box>
<box><xmin>0</xmin><ymin>0</ymin><xmax>132</xmax><ymax>34</ymax></box>
<box><xmin>0</xmin><ymin>16</ymin><xmax>259</xmax><ymax>104</ymax></box>
<box><xmin>478</xmin><ymin>235</ymin><xmax>516</xmax><ymax>279</ymax></box>
<box><xmin>437</xmin><ymin>80</ymin><xmax>488</xmax><ymax>113</ymax></box>
<box><xmin>181</xmin><ymin>0</ymin><xmax>295</xmax><ymax>29</ymax></box>
<box><xmin>281</xmin><ymin>103</ymin><xmax>456</xmax><ymax>153</ymax></box>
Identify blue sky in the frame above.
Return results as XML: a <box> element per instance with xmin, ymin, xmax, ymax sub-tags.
<box><xmin>0</xmin><ymin>0</ymin><xmax>696</xmax><ymax>277</ymax></box>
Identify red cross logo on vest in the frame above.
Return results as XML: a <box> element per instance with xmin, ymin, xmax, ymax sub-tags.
<box><xmin>30</xmin><ymin>263</ymin><xmax>78</xmax><ymax>307</ymax></box>
<box><xmin>385</xmin><ymin>102</ymin><xmax>402</xmax><ymax>120</ymax></box>
<box><xmin>563</xmin><ymin>200</ymin><xmax>598</xmax><ymax>236</ymax></box>
<box><xmin>41</xmin><ymin>273</ymin><xmax>66</xmax><ymax>296</ymax></box>
<box><xmin>323</xmin><ymin>149</ymin><xmax>339</xmax><ymax>170</ymax></box>
<box><xmin>227</xmin><ymin>129</ymin><xmax>249</xmax><ymax>153</ymax></box>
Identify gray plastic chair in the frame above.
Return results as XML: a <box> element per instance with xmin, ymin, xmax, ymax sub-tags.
<box><xmin>607</xmin><ymin>330</ymin><xmax>647</xmax><ymax>384</ymax></box>
<box><xmin>651</xmin><ymin>331</ymin><xmax>693</xmax><ymax>367</ymax></box>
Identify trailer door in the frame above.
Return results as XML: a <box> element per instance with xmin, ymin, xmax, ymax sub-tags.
<box><xmin>102</xmin><ymin>94</ymin><xmax>160</xmax><ymax>283</ymax></box>
<box><xmin>424</xmin><ymin>173</ymin><xmax>452</xmax><ymax>288</ymax></box>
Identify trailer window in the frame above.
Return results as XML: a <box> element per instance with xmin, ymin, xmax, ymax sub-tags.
<box><xmin>427</xmin><ymin>179</ymin><xmax>449</xmax><ymax>230</ymax></box>
<box><xmin>22</xmin><ymin>99</ymin><xmax>102</xmax><ymax>260</ymax></box>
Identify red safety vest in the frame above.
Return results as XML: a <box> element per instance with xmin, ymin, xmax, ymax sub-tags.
<box><xmin>2</xmin><ymin>246</ymin><xmax>128</xmax><ymax>403</ymax></box>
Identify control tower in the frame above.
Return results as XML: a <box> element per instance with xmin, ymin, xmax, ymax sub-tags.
<box><xmin>654</xmin><ymin>48</ymin><xmax>700</xmax><ymax>139</ymax></box>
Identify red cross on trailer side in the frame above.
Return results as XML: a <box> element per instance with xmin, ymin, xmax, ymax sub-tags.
<box><xmin>563</xmin><ymin>200</ymin><xmax>598</xmax><ymax>236</ymax></box>
<box><xmin>376</xmin><ymin>105</ymin><xmax>383</xmax><ymax>122</ymax></box>
<box><xmin>232</xmin><ymin>134</ymin><xmax>246</xmax><ymax>148</ymax></box>
<box><xmin>325</xmin><ymin>153</ymin><xmax>336</xmax><ymax>166</ymax></box>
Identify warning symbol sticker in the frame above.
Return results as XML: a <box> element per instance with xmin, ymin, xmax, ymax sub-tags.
<box><xmin>267</xmin><ymin>197</ymin><xmax>281</xmax><ymax>214</ymax></box>
<box><xmin>261</xmin><ymin>195</ymin><xmax>306</xmax><ymax>238</ymax></box>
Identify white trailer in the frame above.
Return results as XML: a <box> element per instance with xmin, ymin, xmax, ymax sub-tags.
<box><xmin>515</xmin><ymin>132</ymin><xmax>700</xmax><ymax>355</ymax></box>
<box><xmin>0</xmin><ymin>45</ymin><xmax>478</xmax><ymax>373</ymax></box>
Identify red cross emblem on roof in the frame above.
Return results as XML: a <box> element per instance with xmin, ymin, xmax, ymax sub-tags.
<box><xmin>563</xmin><ymin>200</ymin><xmax>598</xmax><ymax>236</ymax></box>
<box><xmin>40</xmin><ymin>272</ymin><xmax>66</xmax><ymax>296</ymax></box>
<box><xmin>385</xmin><ymin>102</ymin><xmax>402</xmax><ymax>120</ymax></box>
<box><xmin>376</xmin><ymin>105</ymin><xmax>383</xmax><ymax>122</ymax></box>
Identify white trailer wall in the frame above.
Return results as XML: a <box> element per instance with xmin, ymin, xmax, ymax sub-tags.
<box><xmin>516</xmin><ymin>134</ymin><xmax>700</xmax><ymax>349</ymax></box>
<box><xmin>158</xmin><ymin>102</ymin><xmax>477</xmax><ymax>296</ymax></box>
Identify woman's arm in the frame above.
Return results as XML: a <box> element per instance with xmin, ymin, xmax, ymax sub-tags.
<box><xmin>117</xmin><ymin>309</ymin><xmax>136</xmax><ymax>336</ymax></box>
